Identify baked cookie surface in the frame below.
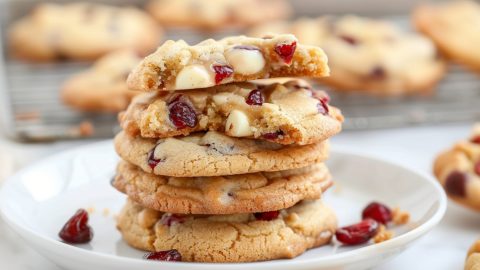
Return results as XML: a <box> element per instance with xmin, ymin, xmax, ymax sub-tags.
<box><xmin>116</xmin><ymin>199</ymin><xmax>336</xmax><ymax>262</ymax></box>
<box><xmin>120</xmin><ymin>79</ymin><xmax>343</xmax><ymax>145</ymax></box>
<box><xmin>414</xmin><ymin>1</ymin><xmax>480</xmax><ymax>73</ymax></box>
<box><xmin>62</xmin><ymin>50</ymin><xmax>140</xmax><ymax>112</ymax></box>
<box><xmin>146</xmin><ymin>0</ymin><xmax>291</xmax><ymax>30</ymax></box>
<box><xmin>466</xmin><ymin>240</ymin><xmax>480</xmax><ymax>270</ymax></box>
<box><xmin>250</xmin><ymin>16</ymin><xmax>446</xmax><ymax>95</ymax></box>
<box><xmin>114</xmin><ymin>130</ymin><xmax>330</xmax><ymax>177</ymax></box>
<box><xmin>126</xmin><ymin>34</ymin><xmax>329</xmax><ymax>91</ymax></box>
<box><xmin>9</xmin><ymin>3</ymin><xmax>162</xmax><ymax>61</ymax></box>
<box><xmin>113</xmin><ymin>160</ymin><xmax>332</xmax><ymax>214</ymax></box>
<box><xmin>433</xmin><ymin>125</ymin><xmax>480</xmax><ymax>211</ymax></box>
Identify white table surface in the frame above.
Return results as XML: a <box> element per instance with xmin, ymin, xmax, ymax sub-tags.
<box><xmin>0</xmin><ymin>123</ymin><xmax>478</xmax><ymax>270</ymax></box>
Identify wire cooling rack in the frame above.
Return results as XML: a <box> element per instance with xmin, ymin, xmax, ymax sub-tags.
<box><xmin>1</xmin><ymin>1</ymin><xmax>479</xmax><ymax>141</ymax></box>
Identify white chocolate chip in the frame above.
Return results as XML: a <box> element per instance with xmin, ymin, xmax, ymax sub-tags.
<box><xmin>225</xmin><ymin>110</ymin><xmax>253</xmax><ymax>137</ymax></box>
<box><xmin>212</xmin><ymin>92</ymin><xmax>236</xmax><ymax>105</ymax></box>
<box><xmin>225</xmin><ymin>46</ymin><xmax>265</xmax><ymax>75</ymax></box>
<box><xmin>175</xmin><ymin>65</ymin><xmax>213</xmax><ymax>90</ymax></box>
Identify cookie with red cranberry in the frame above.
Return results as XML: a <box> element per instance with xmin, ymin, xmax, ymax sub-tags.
<box><xmin>61</xmin><ymin>50</ymin><xmax>140</xmax><ymax>112</ymax></box>
<box><xmin>249</xmin><ymin>16</ymin><xmax>446</xmax><ymax>96</ymax></box>
<box><xmin>114</xmin><ymin>130</ymin><xmax>329</xmax><ymax>177</ymax></box>
<box><xmin>116</xmin><ymin>199</ymin><xmax>336</xmax><ymax>262</ymax></box>
<box><xmin>126</xmin><ymin>34</ymin><xmax>329</xmax><ymax>91</ymax></box>
<box><xmin>8</xmin><ymin>3</ymin><xmax>162</xmax><ymax>61</ymax></box>
<box><xmin>413</xmin><ymin>1</ymin><xmax>480</xmax><ymax>73</ymax></box>
<box><xmin>466</xmin><ymin>239</ymin><xmax>480</xmax><ymax>270</ymax></box>
<box><xmin>146</xmin><ymin>0</ymin><xmax>291</xmax><ymax>30</ymax></box>
<box><xmin>113</xmin><ymin>160</ymin><xmax>332</xmax><ymax>214</ymax></box>
<box><xmin>120</xmin><ymin>80</ymin><xmax>343</xmax><ymax>145</ymax></box>
<box><xmin>433</xmin><ymin>125</ymin><xmax>480</xmax><ymax>211</ymax></box>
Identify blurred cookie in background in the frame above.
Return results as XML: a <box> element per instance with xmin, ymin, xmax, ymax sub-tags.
<box><xmin>249</xmin><ymin>16</ymin><xmax>446</xmax><ymax>96</ymax></box>
<box><xmin>8</xmin><ymin>3</ymin><xmax>162</xmax><ymax>61</ymax></box>
<box><xmin>146</xmin><ymin>0</ymin><xmax>291</xmax><ymax>30</ymax></box>
<box><xmin>466</xmin><ymin>240</ymin><xmax>480</xmax><ymax>270</ymax></box>
<box><xmin>61</xmin><ymin>50</ymin><xmax>140</xmax><ymax>113</ymax></box>
<box><xmin>433</xmin><ymin>124</ymin><xmax>480</xmax><ymax>212</ymax></box>
<box><xmin>413</xmin><ymin>1</ymin><xmax>480</xmax><ymax>73</ymax></box>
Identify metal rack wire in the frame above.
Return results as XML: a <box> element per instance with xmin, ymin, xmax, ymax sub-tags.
<box><xmin>1</xmin><ymin>1</ymin><xmax>479</xmax><ymax>141</ymax></box>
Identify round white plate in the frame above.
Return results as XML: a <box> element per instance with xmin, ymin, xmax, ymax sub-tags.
<box><xmin>0</xmin><ymin>141</ymin><xmax>446</xmax><ymax>270</ymax></box>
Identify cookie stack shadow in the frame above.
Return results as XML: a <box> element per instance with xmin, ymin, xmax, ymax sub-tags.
<box><xmin>111</xmin><ymin>35</ymin><xmax>344</xmax><ymax>263</ymax></box>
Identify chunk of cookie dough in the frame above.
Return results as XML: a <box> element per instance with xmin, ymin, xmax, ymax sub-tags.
<box><xmin>414</xmin><ymin>1</ymin><xmax>480</xmax><ymax>73</ymax></box>
<box><xmin>62</xmin><ymin>50</ymin><xmax>140</xmax><ymax>112</ymax></box>
<box><xmin>116</xmin><ymin>199</ymin><xmax>337</xmax><ymax>262</ymax></box>
<box><xmin>120</xmin><ymin>79</ymin><xmax>343</xmax><ymax>145</ymax></box>
<box><xmin>434</xmin><ymin>124</ymin><xmax>480</xmax><ymax>211</ymax></box>
<box><xmin>126</xmin><ymin>34</ymin><xmax>329</xmax><ymax>91</ymax></box>
<box><xmin>114</xmin><ymin>130</ymin><xmax>330</xmax><ymax>177</ymax></box>
<box><xmin>113</xmin><ymin>160</ymin><xmax>332</xmax><ymax>214</ymax></box>
<box><xmin>9</xmin><ymin>3</ymin><xmax>162</xmax><ymax>61</ymax></box>
<box><xmin>250</xmin><ymin>16</ymin><xmax>446</xmax><ymax>96</ymax></box>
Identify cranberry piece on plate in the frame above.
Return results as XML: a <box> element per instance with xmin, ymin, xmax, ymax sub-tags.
<box><xmin>362</xmin><ymin>202</ymin><xmax>392</xmax><ymax>225</ymax></box>
<box><xmin>58</xmin><ymin>209</ymin><xmax>93</xmax><ymax>244</ymax></box>
<box><xmin>335</xmin><ymin>219</ymin><xmax>379</xmax><ymax>246</ymax></box>
<box><xmin>144</xmin><ymin>249</ymin><xmax>182</xmax><ymax>261</ymax></box>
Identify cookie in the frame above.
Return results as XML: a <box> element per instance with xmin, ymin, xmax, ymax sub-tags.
<box><xmin>120</xmin><ymin>79</ymin><xmax>343</xmax><ymax>145</ymax></box>
<box><xmin>114</xmin><ymin>130</ymin><xmax>330</xmax><ymax>177</ymax></box>
<box><xmin>126</xmin><ymin>34</ymin><xmax>330</xmax><ymax>91</ymax></box>
<box><xmin>113</xmin><ymin>160</ymin><xmax>332</xmax><ymax>214</ymax></box>
<box><xmin>146</xmin><ymin>0</ymin><xmax>291</xmax><ymax>30</ymax></box>
<box><xmin>466</xmin><ymin>240</ymin><xmax>480</xmax><ymax>270</ymax></box>
<box><xmin>413</xmin><ymin>1</ymin><xmax>480</xmax><ymax>73</ymax></box>
<box><xmin>433</xmin><ymin>124</ymin><xmax>480</xmax><ymax>211</ymax></box>
<box><xmin>116</xmin><ymin>199</ymin><xmax>336</xmax><ymax>262</ymax></box>
<box><xmin>249</xmin><ymin>16</ymin><xmax>446</xmax><ymax>96</ymax></box>
<box><xmin>9</xmin><ymin>3</ymin><xmax>162</xmax><ymax>61</ymax></box>
<box><xmin>61</xmin><ymin>50</ymin><xmax>140</xmax><ymax>112</ymax></box>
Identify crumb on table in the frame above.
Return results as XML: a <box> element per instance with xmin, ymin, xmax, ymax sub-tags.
<box><xmin>392</xmin><ymin>207</ymin><xmax>410</xmax><ymax>225</ymax></box>
<box><xmin>374</xmin><ymin>225</ymin><xmax>394</xmax><ymax>244</ymax></box>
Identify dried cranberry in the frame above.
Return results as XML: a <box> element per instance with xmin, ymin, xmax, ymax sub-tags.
<box><xmin>317</xmin><ymin>100</ymin><xmax>329</xmax><ymax>115</ymax></box>
<box><xmin>168</xmin><ymin>95</ymin><xmax>197</xmax><ymax>129</ymax></box>
<box><xmin>58</xmin><ymin>209</ymin><xmax>93</xmax><ymax>244</ymax></box>
<box><xmin>369</xmin><ymin>66</ymin><xmax>386</xmax><ymax>79</ymax></box>
<box><xmin>471</xmin><ymin>136</ymin><xmax>480</xmax><ymax>144</ymax></box>
<box><xmin>262</xmin><ymin>130</ymin><xmax>285</xmax><ymax>140</ymax></box>
<box><xmin>147</xmin><ymin>148</ymin><xmax>162</xmax><ymax>170</ymax></box>
<box><xmin>362</xmin><ymin>202</ymin><xmax>392</xmax><ymax>225</ymax></box>
<box><xmin>339</xmin><ymin>35</ymin><xmax>358</xmax><ymax>45</ymax></box>
<box><xmin>160</xmin><ymin>214</ymin><xmax>185</xmax><ymax>226</ymax></box>
<box><xmin>234</xmin><ymin>45</ymin><xmax>260</xmax><ymax>51</ymax></box>
<box><xmin>475</xmin><ymin>161</ymin><xmax>480</xmax><ymax>176</ymax></box>
<box><xmin>212</xmin><ymin>65</ymin><xmax>234</xmax><ymax>84</ymax></box>
<box><xmin>254</xmin><ymin>211</ymin><xmax>280</xmax><ymax>221</ymax></box>
<box><xmin>245</xmin><ymin>89</ymin><xmax>264</xmax><ymax>105</ymax></box>
<box><xmin>335</xmin><ymin>219</ymin><xmax>379</xmax><ymax>246</ymax></box>
<box><xmin>274</xmin><ymin>41</ymin><xmax>297</xmax><ymax>64</ymax></box>
<box><xmin>445</xmin><ymin>171</ymin><xmax>467</xmax><ymax>197</ymax></box>
<box><xmin>144</xmin><ymin>249</ymin><xmax>182</xmax><ymax>261</ymax></box>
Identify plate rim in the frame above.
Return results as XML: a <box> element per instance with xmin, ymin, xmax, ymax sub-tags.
<box><xmin>0</xmin><ymin>140</ymin><xmax>447</xmax><ymax>269</ymax></box>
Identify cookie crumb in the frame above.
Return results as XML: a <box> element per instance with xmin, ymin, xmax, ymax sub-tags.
<box><xmin>102</xmin><ymin>208</ymin><xmax>110</xmax><ymax>217</ymax></box>
<box><xmin>86</xmin><ymin>206</ymin><xmax>95</xmax><ymax>214</ymax></box>
<box><xmin>392</xmin><ymin>207</ymin><xmax>410</xmax><ymax>225</ymax></box>
<box><xmin>373</xmin><ymin>225</ymin><xmax>394</xmax><ymax>243</ymax></box>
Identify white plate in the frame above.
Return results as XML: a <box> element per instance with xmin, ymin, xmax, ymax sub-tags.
<box><xmin>0</xmin><ymin>141</ymin><xmax>446</xmax><ymax>270</ymax></box>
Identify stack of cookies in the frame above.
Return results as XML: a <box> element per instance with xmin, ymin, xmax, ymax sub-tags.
<box><xmin>112</xmin><ymin>34</ymin><xmax>344</xmax><ymax>262</ymax></box>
